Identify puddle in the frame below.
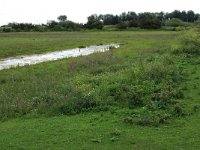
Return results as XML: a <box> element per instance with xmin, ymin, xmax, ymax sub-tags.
<box><xmin>0</xmin><ymin>44</ymin><xmax>120</xmax><ymax>71</ymax></box>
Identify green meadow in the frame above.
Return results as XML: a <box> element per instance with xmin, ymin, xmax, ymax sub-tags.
<box><xmin>0</xmin><ymin>30</ymin><xmax>199</xmax><ymax>149</ymax></box>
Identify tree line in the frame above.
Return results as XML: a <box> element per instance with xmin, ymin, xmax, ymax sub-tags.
<box><xmin>1</xmin><ymin>10</ymin><xmax>200</xmax><ymax>32</ymax></box>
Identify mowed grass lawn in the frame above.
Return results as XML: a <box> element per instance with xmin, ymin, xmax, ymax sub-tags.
<box><xmin>0</xmin><ymin>31</ymin><xmax>200</xmax><ymax>150</ymax></box>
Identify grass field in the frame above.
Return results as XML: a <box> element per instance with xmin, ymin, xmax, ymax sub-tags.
<box><xmin>0</xmin><ymin>31</ymin><xmax>199</xmax><ymax>149</ymax></box>
<box><xmin>0</xmin><ymin>31</ymin><xmax>176</xmax><ymax>58</ymax></box>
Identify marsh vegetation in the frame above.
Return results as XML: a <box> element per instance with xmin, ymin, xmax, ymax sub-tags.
<box><xmin>0</xmin><ymin>30</ymin><xmax>199</xmax><ymax>149</ymax></box>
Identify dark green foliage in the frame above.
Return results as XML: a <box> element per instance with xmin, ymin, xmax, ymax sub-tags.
<box><xmin>85</xmin><ymin>15</ymin><xmax>103</xmax><ymax>30</ymax></box>
<box><xmin>128</xmin><ymin>20</ymin><xmax>139</xmax><ymax>27</ymax></box>
<box><xmin>5</xmin><ymin>23</ymin><xmax>35</xmax><ymax>32</ymax></box>
<box><xmin>47</xmin><ymin>20</ymin><xmax>59</xmax><ymax>29</ymax></box>
<box><xmin>59</xmin><ymin>21</ymin><xmax>83</xmax><ymax>31</ymax></box>
<box><xmin>116</xmin><ymin>22</ymin><xmax>128</xmax><ymax>29</ymax></box>
<box><xmin>139</xmin><ymin>19</ymin><xmax>161</xmax><ymax>29</ymax></box>
<box><xmin>0</xmin><ymin>27</ymin><xmax>13</xmax><ymax>32</ymax></box>
<box><xmin>128</xmin><ymin>89</ymin><xmax>144</xmax><ymax>108</ymax></box>
<box><xmin>165</xmin><ymin>10</ymin><xmax>199</xmax><ymax>22</ymax></box>
<box><xmin>33</xmin><ymin>25</ymin><xmax>47</xmax><ymax>32</ymax></box>
<box><xmin>173</xmin><ymin>104</ymin><xmax>184</xmax><ymax>116</ymax></box>
<box><xmin>1</xmin><ymin>10</ymin><xmax>200</xmax><ymax>32</ymax></box>
<box><xmin>101</xmin><ymin>14</ymin><xmax>119</xmax><ymax>25</ymax></box>
<box><xmin>57</xmin><ymin>15</ymin><xmax>67</xmax><ymax>22</ymax></box>
<box><xmin>58</xmin><ymin>92</ymin><xmax>98</xmax><ymax>115</ymax></box>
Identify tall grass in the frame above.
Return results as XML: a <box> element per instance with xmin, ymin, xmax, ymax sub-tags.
<box><xmin>0</xmin><ymin>51</ymin><xmax>185</xmax><ymax>123</ymax></box>
<box><xmin>0</xmin><ymin>31</ymin><xmax>191</xmax><ymax>126</ymax></box>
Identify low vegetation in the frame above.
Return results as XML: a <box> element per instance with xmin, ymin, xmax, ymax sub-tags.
<box><xmin>0</xmin><ymin>30</ymin><xmax>199</xmax><ymax>149</ymax></box>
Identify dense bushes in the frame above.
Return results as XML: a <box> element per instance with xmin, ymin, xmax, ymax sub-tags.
<box><xmin>0</xmin><ymin>49</ymin><xmax>185</xmax><ymax>121</ymax></box>
<box><xmin>164</xmin><ymin>18</ymin><xmax>185</xmax><ymax>27</ymax></box>
<box><xmin>139</xmin><ymin>19</ymin><xmax>161</xmax><ymax>29</ymax></box>
<box><xmin>173</xmin><ymin>29</ymin><xmax>200</xmax><ymax>55</ymax></box>
<box><xmin>117</xmin><ymin>19</ymin><xmax>161</xmax><ymax>30</ymax></box>
<box><xmin>117</xmin><ymin>22</ymin><xmax>128</xmax><ymax>29</ymax></box>
<box><xmin>1</xmin><ymin>30</ymin><xmax>197</xmax><ymax>126</ymax></box>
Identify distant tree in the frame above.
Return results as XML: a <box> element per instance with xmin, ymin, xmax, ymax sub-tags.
<box><xmin>85</xmin><ymin>15</ymin><xmax>103</xmax><ymax>30</ymax></box>
<box><xmin>7</xmin><ymin>23</ymin><xmax>35</xmax><ymax>32</ymax></box>
<box><xmin>171</xmin><ymin>10</ymin><xmax>182</xmax><ymax>19</ymax></box>
<box><xmin>181</xmin><ymin>11</ymin><xmax>188</xmax><ymax>22</ymax></box>
<box><xmin>126</xmin><ymin>12</ymin><xmax>138</xmax><ymax>21</ymax></box>
<box><xmin>155</xmin><ymin>12</ymin><xmax>165</xmax><ymax>21</ymax></box>
<box><xmin>138</xmin><ymin>12</ymin><xmax>156</xmax><ymax>21</ymax></box>
<box><xmin>187</xmin><ymin>10</ymin><xmax>195</xmax><ymax>22</ymax></box>
<box><xmin>101</xmin><ymin>14</ymin><xmax>119</xmax><ymax>25</ymax></box>
<box><xmin>194</xmin><ymin>14</ymin><xmax>200</xmax><ymax>21</ymax></box>
<box><xmin>119</xmin><ymin>12</ymin><xmax>127</xmax><ymax>21</ymax></box>
<box><xmin>139</xmin><ymin>19</ymin><xmax>161</xmax><ymax>29</ymax></box>
<box><xmin>57</xmin><ymin>15</ymin><xmax>67</xmax><ymax>22</ymax></box>
<box><xmin>47</xmin><ymin>20</ymin><xmax>59</xmax><ymax>29</ymax></box>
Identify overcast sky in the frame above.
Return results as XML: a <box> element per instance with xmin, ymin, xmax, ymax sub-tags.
<box><xmin>0</xmin><ymin>0</ymin><xmax>199</xmax><ymax>25</ymax></box>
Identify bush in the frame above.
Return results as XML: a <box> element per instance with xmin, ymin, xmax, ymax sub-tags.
<box><xmin>138</xmin><ymin>109</ymin><xmax>160</xmax><ymax>126</ymax></box>
<box><xmin>116</xmin><ymin>22</ymin><xmax>128</xmax><ymax>30</ymax></box>
<box><xmin>164</xmin><ymin>18</ymin><xmax>185</xmax><ymax>27</ymax></box>
<box><xmin>139</xmin><ymin>19</ymin><xmax>161</xmax><ymax>29</ymax></box>
<box><xmin>141</xmin><ymin>58</ymin><xmax>180</xmax><ymax>83</ymax></box>
<box><xmin>128</xmin><ymin>20</ymin><xmax>139</xmax><ymax>27</ymax></box>
<box><xmin>34</xmin><ymin>25</ymin><xmax>46</xmax><ymax>32</ymax></box>
<box><xmin>128</xmin><ymin>89</ymin><xmax>144</xmax><ymax>108</ymax></box>
<box><xmin>0</xmin><ymin>27</ymin><xmax>13</xmax><ymax>32</ymax></box>
<box><xmin>58</xmin><ymin>91</ymin><xmax>99</xmax><ymax>115</ymax></box>
<box><xmin>173</xmin><ymin>104</ymin><xmax>184</xmax><ymax>116</ymax></box>
<box><xmin>173</xmin><ymin>29</ymin><xmax>200</xmax><ymax>55</ymax></box>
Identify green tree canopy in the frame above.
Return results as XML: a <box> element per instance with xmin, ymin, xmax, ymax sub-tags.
<box><xmin>57</xmin><ymin>15</ymin><xmax>67</xmax><ymax>22</ymax></box>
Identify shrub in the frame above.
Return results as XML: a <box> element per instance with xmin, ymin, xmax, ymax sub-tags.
<box><xmin>58</xmin><ymin>92</ymin><xmax>99</xmax><ymax>115</ymax></box>
<box><xmin>164</xmin><ymin>18</ymin><xmax>185</xmax><ymax>27</ymax></box>
<box><xmin>33</xmin><ymin>25</ymin><xmax>46</xmax><ymax>32</ymax></box>
<box><xmin>128</xmin><ymin>89</ymin><xmax>144</xmax><ymax>108</ymax></box>
<box><xmin>158</xmin><ymin>113</ymin><xmax>171</xmax><ymax>123</ymax></box>
<box><xmin>138</xmin><ymin>110</ymin><xmax>160</xmax><ymax>126</ymax></box>
<box><xmin>173</xmin><ymin>29</ymin><xmax>200</xmax><ymax>55</ymax></box>
<box><xmin>123</xmin><ymin>116</ymin><xmax>134</xmax><ymax>124</ymax></box>
<box><xmin>1</xmin><ymin>27</ymin><xmax>13</xmax><ymax>32</ymax></box>
<box><xmin>173</xmin><ymin>104</ymin><xmax>184</xmax><ymax>116</ymax></box>
<box><xmin>116</xmin><ymin>22</ymin><xmax>128</xmax><ymax>30</ymax></box>
<box><xmin>128</xmin><ymin>20</ymin><xmax>139</xmax><ymax>27</ymax></box>
<box><xmin>139</xmin><ymin>19</ymin><xmax>161</xmax><ymax>29</ymax></box>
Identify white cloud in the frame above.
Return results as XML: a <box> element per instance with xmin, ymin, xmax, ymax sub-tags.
<box><xmin>0</xmin><ymin>0</ymin><xmax>200</xmax><ymax>25</ymax></box>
